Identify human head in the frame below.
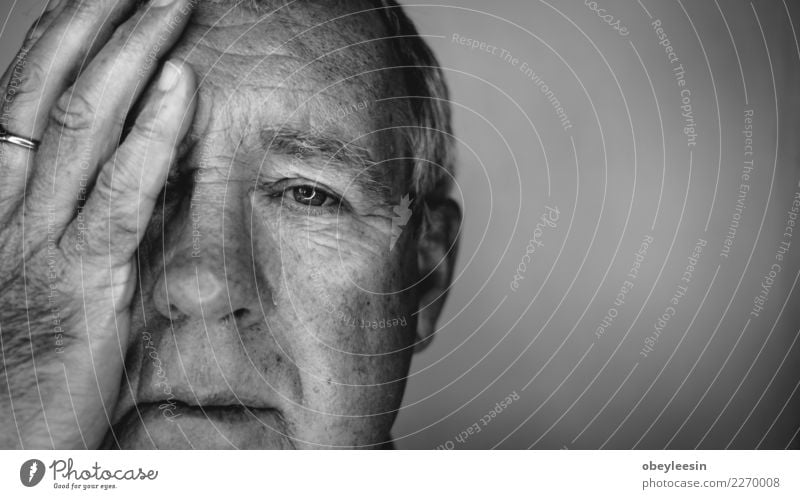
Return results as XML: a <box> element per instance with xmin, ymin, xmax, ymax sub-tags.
<box><xmin>108</xmin><ymin>0</ymin><xmax>460</xmax><ymax>449</ymax></box>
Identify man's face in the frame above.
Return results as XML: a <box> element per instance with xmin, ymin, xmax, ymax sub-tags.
<box><xmin>109</xmin><ymin>1</ymin><xmax>423</xmax><ymax>449</ymax></box>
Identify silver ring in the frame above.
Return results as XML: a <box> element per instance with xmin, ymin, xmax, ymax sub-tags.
<box><xmin>0</xmin><ymin>126</ymin><xmax>39</xmax><ymax>151</ymax></box>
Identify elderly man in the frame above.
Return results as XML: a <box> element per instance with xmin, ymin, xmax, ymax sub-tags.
<box><xmin>0</xmin><ymin>0</ymin><xmax>459</xmax><ymax>449</ymax></box>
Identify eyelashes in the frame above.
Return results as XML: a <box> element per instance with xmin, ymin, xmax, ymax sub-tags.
<box><xmin>266</xmin><ymin>180</ymin><xmax>348</xmax><ymax>216</ymax></box>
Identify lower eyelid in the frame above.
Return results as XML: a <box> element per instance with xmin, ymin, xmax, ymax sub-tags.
<box><xmin>283</xmin><ymin>202</ymin><xmax>341</xmax><ymax>217</ymax></box>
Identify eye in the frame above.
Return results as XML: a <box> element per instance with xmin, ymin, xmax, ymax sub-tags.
<box><xmin>291</xmin><ymin>185</ymin><xmax>337</xmax><ymax>207</ymax></box>
<box><xmin>261</xmin><ymin>179</ymin><xmax>348</xmax><ymax>215</ymax></box>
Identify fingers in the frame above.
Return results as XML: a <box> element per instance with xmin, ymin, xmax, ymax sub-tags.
<box><xmin>28</xmin><ymin>0</ymin><xmax>195</xmax><ymax>224</ymax></box>
<box><xmin>0</xmin><ymin>0</ymin><xmax>136</xmax><ymax>173</ymax></box>
<box><xmin>1</xmin><ymin>0</ymin><xmax>71</xmax><ymax>133</ymax></box>
<box><xmin>0</xmin><ymin>0</ymin><xmax>63</xmax><ymax>123</ymax></box>
<box><xmin>63</xmin><ymin>59</ymin><xmax>195</xmax><ymax>263</ymax></box>
<box><xmin>0</xmin><ymin>0</ymin><xmax>70</xmax><ymax>195</ymax></box>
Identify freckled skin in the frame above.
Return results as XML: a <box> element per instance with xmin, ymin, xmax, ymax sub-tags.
<box><xmin>110</xmin><ymin>2</ymin><xmax>427</xmax><ymax>449</ymax></box>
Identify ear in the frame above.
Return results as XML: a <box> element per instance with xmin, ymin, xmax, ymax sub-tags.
<box><xmin>415</xmin><ymin>198</ymin><xmax>461</xmax><ymax>351</ymax></box>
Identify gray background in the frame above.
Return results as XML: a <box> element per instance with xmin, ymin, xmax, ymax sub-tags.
<box><xmin>1</xmin><ymin>0</ymin><xmax>798</xmax><ymax>449</ymax></box>
<box><xmin>393</xmin><ymin>0</ymin><xmax>800</xmax><ymax>449</ymax></box>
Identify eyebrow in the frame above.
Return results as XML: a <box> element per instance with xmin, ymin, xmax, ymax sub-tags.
<box><xmin>259</xmin><ymin>127</ymin><xmax>390</xmax><ymax>198</ymax></box>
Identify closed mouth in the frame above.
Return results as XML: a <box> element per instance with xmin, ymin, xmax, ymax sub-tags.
<box><xmin>106</xmin><ymin>401</ymin><xmax>292</xmax><ymax>449</ymax></box>
<box><xmin>127</xmin><ymin>400</ymin><xmax>281</xmax><ymax>424</ymax></box>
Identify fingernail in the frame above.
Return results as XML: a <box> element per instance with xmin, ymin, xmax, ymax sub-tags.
<box><xmin>158</xmin><ymin>61</ymin><xmax>181</xmax><ymax>91</ymax></box>
<box><xmin>151</xmin><ymin>0</ymin><xmax>176</xmax><ymax>7</ymax></box>
<box><xmin>44</xmin><ymin>0</ymin><xmax>63</xmax><ymax>14</ymax></box>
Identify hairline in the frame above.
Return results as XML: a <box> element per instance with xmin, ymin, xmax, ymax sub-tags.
<box><xmin>185</xmin><ymin>0</ymin><xmax>455</xmax><ymax>206</ymax></box>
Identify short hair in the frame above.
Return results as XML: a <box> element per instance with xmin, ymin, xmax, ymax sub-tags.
<box><xmin>371</xmin><ymin>1</ymin><xmax>455</xmax><ymax>203</ymax></box>
<box><xmin>156</xmin><ymin>0</ymin><xmax>455</xmax><ymax>204</ymax></box>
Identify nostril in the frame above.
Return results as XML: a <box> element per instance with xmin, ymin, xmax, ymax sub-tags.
<box><xmin>220</xmin><ymin>308</ymin><xmax>260</xmax><ymax>328</ymax></box>
<box><xmin>167</xmin><ymin>304</ymin><xmax>184</xmax><ymax>321</ymax></box>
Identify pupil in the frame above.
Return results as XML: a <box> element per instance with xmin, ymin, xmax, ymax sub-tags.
<box><xmin>295</xmin><ymin>186</ymin><xmax>326</xmax><ymax>206</ymax></box>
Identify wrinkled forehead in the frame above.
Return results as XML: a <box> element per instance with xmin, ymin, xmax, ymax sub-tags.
<box><xmin>169</xmin><ymin>0</ymin><xmax>403</xmax><ymax>139</ymax></box>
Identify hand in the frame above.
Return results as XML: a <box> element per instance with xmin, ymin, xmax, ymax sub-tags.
<box><xmin>0</xmin><ymin>0</ymin><xmax>196</xmax><ymax>449</ymax></box>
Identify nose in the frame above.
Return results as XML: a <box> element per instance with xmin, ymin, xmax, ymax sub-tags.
<box><xmin>154</xmin><ymin>257</ymin><xmax>261</xmax><ymax>327</ymax></box>
<box><xmin>152</xmin><ymin>198</ymin><xmax>265</xmax><ymax>329</ymax></box>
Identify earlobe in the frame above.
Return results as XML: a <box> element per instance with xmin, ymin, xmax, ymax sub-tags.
<box><xmin>414</xmin><ymin>198</ymin><xmax>461</xmax><ymax>351</ymax></box>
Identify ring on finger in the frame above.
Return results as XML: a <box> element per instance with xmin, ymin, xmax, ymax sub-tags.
<box><xmin>0</xmin><ymin>125</ymin><xmax>40</xmax><ymax>151</ymax></box>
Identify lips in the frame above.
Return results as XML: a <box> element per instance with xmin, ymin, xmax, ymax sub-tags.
<box><xmin>108</xmin><ymin>401</ymin><xmax>294</xmax><ymax>449</ymax></box>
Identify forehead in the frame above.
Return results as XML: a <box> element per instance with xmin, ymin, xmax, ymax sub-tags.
<box><xmin>169</xmin><ymin>1</ymin><xmax>404</xmax><ymax>149</ymax></box>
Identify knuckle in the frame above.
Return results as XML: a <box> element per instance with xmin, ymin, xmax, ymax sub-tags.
<box><xmin>91</xmin><ymin>169</ymin><xmax>117</xmax><ymax>205</ymax></box>
<box><xmin>88</xmin><ymin>163</ymin><xmax>156</xmax><ymax>244</ymax></box>
<box><xmin>111</xmin><ymin>23</ymin><xmax>140</xmax><ymax>51</ymax></box>
<box><xmin>87</xmin><ymin>194</ymin><xmax>140</xmax><ymax>245</ymax></box>
<box><xmin>133</xmin><ymin>114</ymin><xmax>170</xmax><ymax>142</ymax></box>
<box><xmin>110</xmin><ymin>13</ymin><xmax>157</xmax><ymax>61</ymax></box>
<box><xmin>22</xmin><ymin>19</ymin><xmax>47</xmax><ymax>49</ymax></box>
<box><xmin>62</xmin><ymin>0</ymin><xmax>107</xmax><ymax>25</ymax></box>
<box><xmin>49</xmin><ymin>90</ymin><xmax>96</xmax><ymax>134</ymax></box>
<box><xmin>93</xmin><ymin>162</ymin><xmax>139</xmax><ymax>204</ymax></box>
<box><xmin>3</xmin><ymin>57</ymin><xmax>45</xmax><ymax>107</ymax></box>
<box><xmin>109</xmin><ymin>212</ymin><xmax>141</xmax><ymax>241</ymax></box>
<box><xmin>124</xmin><ymin>110</ymin><xmax>177</xmax><ymax>161</ymax></box>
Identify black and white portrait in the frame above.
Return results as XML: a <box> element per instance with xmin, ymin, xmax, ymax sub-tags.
<box><xmin>0</xmin><ymin>0</ymin><xmax>798</xmax><ymax>453</ymax></box>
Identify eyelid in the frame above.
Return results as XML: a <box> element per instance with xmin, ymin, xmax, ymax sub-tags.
<box><xmin>260</xmin><ymin>178</ymin><xmax>351</xmax><ymax>214</ymax></box>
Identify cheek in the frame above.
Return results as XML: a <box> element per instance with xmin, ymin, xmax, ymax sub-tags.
<box><xmin>250</xmin><ymin>195</ymin><xmax>416</xmax><ymax>419</ymax></box>
<box><xmin>281</xmin><ymin>239</ymin><xmax>416</xmax><ymax>358</ymax></box>
<box><xmin>261</xmin><ymin>218</ymin><xmax>415</xmax><ymax>359</ymax></box>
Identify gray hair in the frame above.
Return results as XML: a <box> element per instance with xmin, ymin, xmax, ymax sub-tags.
<box><xmin>372</xmin><ymin>1</ymin><xmax>455</xmax><ymax>204</ymax></box>
<box><xmin>162</xmin><ymin>0</ymin><xmax>455</xmax><ymax>204</ymax></box>
<box><xmin>237</xmin><ymin>0</ymin><xmax>456</xmax><ymax>203</ymax></box>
